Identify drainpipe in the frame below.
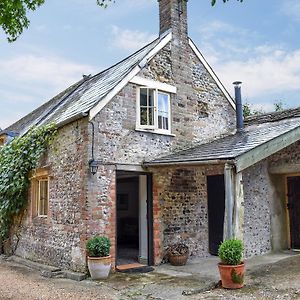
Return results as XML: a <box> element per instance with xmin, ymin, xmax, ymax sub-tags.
<box><xmin>233</xmin><ymin>81</ymin><xmax>244</xmax><ymax>132</ymax></box>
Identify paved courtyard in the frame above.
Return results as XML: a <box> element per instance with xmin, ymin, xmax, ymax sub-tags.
<box><xmin>0</xmin><ymin>253</ymin><xmax>300</xmax><ymax>299</ymax></box>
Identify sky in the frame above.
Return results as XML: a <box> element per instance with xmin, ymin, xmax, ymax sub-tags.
<box><xmin>1</xmin><ymin>0</ymin><xmax>300</xmax><ymax>129</ymax></box>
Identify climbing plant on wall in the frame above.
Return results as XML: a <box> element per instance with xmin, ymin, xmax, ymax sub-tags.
<box><xmin>0</xmin><ymin>123</ymin><xmax>57</xmax><ymax>242</ymax></box>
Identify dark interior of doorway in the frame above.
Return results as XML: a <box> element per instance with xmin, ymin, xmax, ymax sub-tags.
<box><xmin>207</xmin><ymin>174</ymin><xmax>225</xmax><ymax>256</ymax></box>
<box><xmin>287</xmin><ymin>176</ymin><xmax>300</xmax><ymax>250</ymax></box>
<box><xmin>116</xmin><ymin>173</ymin><xmax>140</xmax><ymax>266</ymax></box>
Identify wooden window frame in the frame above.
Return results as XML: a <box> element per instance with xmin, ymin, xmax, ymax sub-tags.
<box><xmin>30</xmin><ymin>169</ymin><xmax>49</xmax><ymax>218</ymax></box>
<box><xmin>136</xmin><ymin>87</ymin><xmax>171</xmax><ymax>135</ymax></box>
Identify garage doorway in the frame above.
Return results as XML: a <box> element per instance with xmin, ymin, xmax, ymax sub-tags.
<box><xmin>116</xmin><ymin>171</ymin><xmax>153</xmax><ymax>268</ymax></box>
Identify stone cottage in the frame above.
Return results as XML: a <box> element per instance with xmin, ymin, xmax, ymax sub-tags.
<box><xmin>1</xmin><ymin>0</ymin><xmax>300</xmax><ymax>273</ymax></box>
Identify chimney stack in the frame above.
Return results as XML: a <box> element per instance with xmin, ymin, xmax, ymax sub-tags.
<box><xmin>158</xmin><ymin>0</ymin><xmax>188</xmax><ymax>40</ymax></box>
<box><xmin>233</xmin><ymin>81</ymin><xmax>244</xmax><ymax>132</ymax></box>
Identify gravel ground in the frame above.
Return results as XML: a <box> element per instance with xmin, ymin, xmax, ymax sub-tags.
<box><xmin>1</xmin><ymin>255</ymin><xmax>300</xmax><ymax>299</ymax></box>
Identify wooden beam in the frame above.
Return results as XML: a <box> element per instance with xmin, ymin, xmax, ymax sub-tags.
<box><xmin>116</xmin><ymin>164</ymin><xmax>145</xmax><ymax>172</ymax></box>
<box><xmin>269</xmin><ymin>163</ymin><xmax>300</xmax><ymax>174</ymax></box>
<box><xmin>233</xmin><ymin>172</ymin><xmax>244</xmax><ymax>240</ymax></box>
<box><xmin>235</xmin><ymin>126</ymin><xmax>300</xmax><ymax>172</ymax></box>
<box><xmin>224</xmin><ymin>163</ymin><xmax>235</xmax><ymax>240</ymax></box>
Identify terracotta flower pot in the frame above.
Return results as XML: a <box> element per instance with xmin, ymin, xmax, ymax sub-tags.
<box><xmin>87</xmin><ymin>255</ymin><xmax>111</xmax><ymax>279</ymax></box>
<box><xmin>218</xmin><ymin>262</ymin><xmax>245</xmax><ymax>289</ymax></box>
<box><xmin>169</xmin><ymin>253</ymin><xmax>189</xmax><ymax>266</ymax></box>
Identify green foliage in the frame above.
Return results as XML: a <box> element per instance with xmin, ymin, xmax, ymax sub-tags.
<box><xmin>86</xmin><ymin>236</ymin><xmax>111</xmax><ymax>257</ymax></box>
<box><xmin>274</xmin><ymin>100</ymin><xmax>285</xmax><ymax>112</ymax></box>
<box><xmin>211</xmin><ymin>0</ymin><xmax>243</xmax><ymax>6</ymax></box>
<box><xmin>243</xmin><ymin>103</ymin><xmax>263</xmax><ymax>118</ymax></box>
<box><xmin>231</xmin><ymin>268</ymin><xmax>244</xmax><ymax>284</ymax></box>
<box><xmin>96</xmin><ymin>0</ymin><xmax>115</xmax><ymax>9</ymax></box>
<box><xmin>0</xmin><ymin>0</ymin><xmax>45</xmax><ymax>42</ymax></box>
<box><xmin>0</xmin><ymin>123</ymin><xmax>57</xmax><ymax>241</ymax></box>
<box><xmin>218</xmin><ymin>239</ymin><xmax>244</xmax><ymax>265</ymax></box>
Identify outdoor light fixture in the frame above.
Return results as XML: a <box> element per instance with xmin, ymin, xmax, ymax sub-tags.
<box><xmin>89</xmin><ymin>159</ymin><xmax>98</xmax><ymax>176</ymax></box>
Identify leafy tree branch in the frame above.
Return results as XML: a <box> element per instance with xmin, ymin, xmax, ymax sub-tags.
<box><xmin>1</xmin><ymin>0</ymin><xmax>244</xmax><ymax>42</ymax></box>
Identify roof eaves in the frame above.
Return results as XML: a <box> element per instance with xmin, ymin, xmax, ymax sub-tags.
<box><xmin>235</xmin><ymin>124</ymin><xmax>300</xmax><ymax>172</ymax></box>
<box><xmin>188</xmin><ymin>38</ymin><xmax>236</xmax><ymax>110</ymax></box>
<box><xmin>89</xmin><ymin>31</ymin><xmax>173</xmax><ymax>121</ymax></box>
<box><xmin>144</xmin><ymin>158</ymin><xmax>233</xmax><ymax>167</ymax></box>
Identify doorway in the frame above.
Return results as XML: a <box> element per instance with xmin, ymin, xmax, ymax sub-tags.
<box><xmin>116</xmin><ymin>171</ymin><xmax>153</xmax><ymax>267</ymax></box>
<box><xmin>207</xmin><ymin>175</ymin><xmax>225</xmax><ymax>255</ymax></box>
<box><xmin>287</xmin><ymin>176</ymin><xmax>300</xmax><ymax>249</ymax></box>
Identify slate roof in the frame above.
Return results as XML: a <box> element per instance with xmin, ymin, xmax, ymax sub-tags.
<box><xmin>3</xmin><ymin>36</ymin><xmax>161</xmax><ymax>135</ymax></box>
<box><xmin>145</xmin><ymin>116</ymin><xmax>300</xmax><ymax>165</ymax></box>
<box><xmin>245</xmin><ymin>107</ymin><xmax>300</xmax><ymax>126</ymax></box>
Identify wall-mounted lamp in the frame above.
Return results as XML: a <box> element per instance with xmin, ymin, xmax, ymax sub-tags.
<box><xmin>89</xmin><ymin>159</ymin><xmax>98</xmax><ymax>176</ymax></box>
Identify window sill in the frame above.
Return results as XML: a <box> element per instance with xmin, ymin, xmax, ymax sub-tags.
<box><xmin>135</xmin><ymin>128</ymin><xmax>176</xmax><ymax>137</ymax></box>
<box><xmin>32</xmin><ymin>215</ymin><xmax>48</xmax><ymax>220</ymax></box>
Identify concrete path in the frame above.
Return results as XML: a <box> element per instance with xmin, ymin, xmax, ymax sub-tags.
<box><xmin>155</xmin><ymin>250</ymin><xmax>300</xmax><ymax>281</ymax></box>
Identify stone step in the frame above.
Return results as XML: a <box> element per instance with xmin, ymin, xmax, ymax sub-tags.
<box><xmin>7</xmin><ymin>255</ymin><xmax>87</xmax><ymax>281</ymax></box>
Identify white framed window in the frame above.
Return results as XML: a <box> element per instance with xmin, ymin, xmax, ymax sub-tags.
<box><xmin>136</xmin><ymin>87</ymin><xmax>171</xmax><ymax>134</ymax></box>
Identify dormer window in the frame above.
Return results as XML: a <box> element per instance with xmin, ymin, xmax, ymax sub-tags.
<box><xmin>137</xmin><ymin>87</ymin><xmax>171</xmax><ymax>134</ymax></box>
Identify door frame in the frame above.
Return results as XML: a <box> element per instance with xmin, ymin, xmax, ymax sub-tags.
<box><xmin>115</xmin><ymin>170</ymin><xmax>154</xmax><ymax>266</ymax></box>
<box><xmin>285</xmin><ymin>173</ymin><xmax>300</xmax><ymax>249</ymax></box>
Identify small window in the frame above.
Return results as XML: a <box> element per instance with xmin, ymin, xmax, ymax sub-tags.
<box><xmin>31</xmin><ymin>173</ymin><xmax>49</xmax><ymax>217</ymax></box>
<box><xmin>137</xmin><ymin>88</ymin><xmax>171</xmax><ymax>133</ymax></box>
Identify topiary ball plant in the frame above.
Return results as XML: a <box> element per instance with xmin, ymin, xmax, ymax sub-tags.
<box><xmin>86</xmin><ymin>236</ymin><xmax>111</xmax><ymax>257</ymax></box>
<box><xmin>218</xmin><ymin>239</ymin><xmax>244</xmax><ymax>265</ymax></box>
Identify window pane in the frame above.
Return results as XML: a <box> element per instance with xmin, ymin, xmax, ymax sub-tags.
<box><xmin>157</xmin><ymin>93</ymin><xmax>169</xmax><ymax>130</ymax></box>
<box><xmin>39</xmin><ymin>180</ymin><xmax>48</xmax><ymax>216</ymax></box>
<box><xmin>149</xmin><ymin>107</ymin><xmax>154</xmax><ymax>126</ymax></box>
<box><xmin>148</xmin><ymin>89</ymin><xmax>155</xmax><ymax>107</ymax></box>
<box><xmin>158</xmin><ymin>93</ymin><xmax>169</xmax><ymax>113</ymax></box>
<box><xmin>140</xmin><ymin>107</ymin><xmax>148</xmax><ymax>125</ymax></box>
<box><xmin>140</xmin><ymin>88</ymin><xmax>147</xmax><ymax>106</ymax></box>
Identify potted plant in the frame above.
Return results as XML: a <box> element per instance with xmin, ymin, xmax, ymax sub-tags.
<box><xmin>218</xmin><ymin>239</ymin><xmax>245</xmax><ymax>289</ymax></box>
<box><xmin>86</xmin><ymin>236</ymin><xmax>111</xmax><ymax>279</ymax></box>
<box><xmin>167</xmin><ymin>243</ymin><xmax>189</xmax><ymax>266</ymax></box>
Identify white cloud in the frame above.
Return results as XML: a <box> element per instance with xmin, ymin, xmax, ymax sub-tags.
<box><xmin>198</xmin><ymin>20</ymin><xmax>247</xmax><ymax>38</ymax></box>
<box><xmin>195</xmin><ymin>19</ymin><xmax>300</xmax><ymax>107</ymax></box>
<box><xmin>111</xmin><ymin>26</ymin><xmax>156</xmax><ymax>51</ymax></box>
<box><xmin>281</xmin><ymin>0</ymin><xmax>300</xmax><ymax>22</ymax></box>
<box><xmin>0</xmin><ymin>54</ymin><xmax>96</xmax><ymax>128</ymax></box>
<box><xmin>0</xmin><ymin>55</ymin><xmax>95</xmax><ymax>89</ymax></box>
<box><xmin>213</xmin><ymin>48</ymin><xmax>300</xmax><ymax>101</ymax></box>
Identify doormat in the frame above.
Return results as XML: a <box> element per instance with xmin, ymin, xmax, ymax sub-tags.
<box><xmin>117</xmin><ymin>265</ymin><xmax>154</xmax><ymax>273</ymax></box>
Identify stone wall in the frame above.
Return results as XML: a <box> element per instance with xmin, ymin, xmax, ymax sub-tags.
<box><xmin>242</xmin><ymin>161</ymin><xmax>272</xmax><ymax>257</ymax></box>
<box><xmin>150</xmin><ymin>164</ymin><xmax>224</xmax><ymax>264</ymax></box>
<box><xmin>92</xmin><ymin>41</ymin><xmax>235</xmax><ymax>166</ymax></box>
<box><xmin>269</xmin><ymin>141</ymin><xmax>300</xmax><ymax>168</ymax></box>
<box><xmin>242</xmin><ymin>141</ymin><xmax>300</xmax><ymax>257</ymax></box>
<box><xmin>13</xmin><ymin>119</ymin><xmax>89</xmax><ymax>272</ymax></box>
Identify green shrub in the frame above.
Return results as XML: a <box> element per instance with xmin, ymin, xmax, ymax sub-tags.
<box><xmin>86</xmin><ymin>236</ymin><xmax>111</xmax><ymax>257</ymax></box>
<box><xmin>218</xmin><ymin>239</ymin><xmax>244</xmax><ymax>265</ymax></box>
